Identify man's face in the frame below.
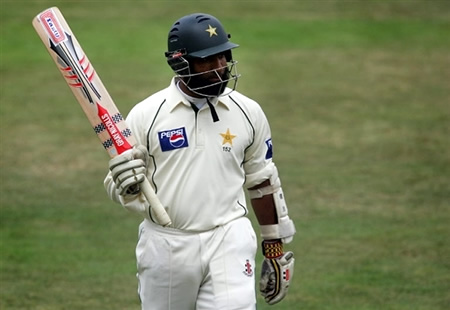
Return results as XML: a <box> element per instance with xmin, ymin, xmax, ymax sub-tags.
<box><xmin>185</xmin><ymin>53</ymin><xmax>230</xmax><ymax>97</ymax></box>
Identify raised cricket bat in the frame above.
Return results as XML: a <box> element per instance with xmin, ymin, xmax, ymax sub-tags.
<box><xmin>32</xmin><ymin>7</ymin><xmax>172</xmax><ymax>227</ymax></box>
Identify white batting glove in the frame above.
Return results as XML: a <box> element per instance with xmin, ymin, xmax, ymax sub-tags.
<box><xmin>109</xmin><ymin>145</ymin><xmax>148</xmax><ymax>196</ymax></box>
<box><xmin>260</xmin><ymin>240</ymin><xmax>295</xmax><ymax>305</ymax></box>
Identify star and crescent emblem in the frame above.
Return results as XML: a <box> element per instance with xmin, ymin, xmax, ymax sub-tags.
<box><xmin>220</xmin><ymin>128</ymin><xmax>236</xmax><ymax>145</ymax></box>
<box><xmin>205</xmin><ymin>24</ymin><xmax>218</xmax><ymax>37</ymax></box>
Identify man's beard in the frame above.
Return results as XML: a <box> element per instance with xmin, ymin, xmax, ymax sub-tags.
<box><xmin>185</xmin><ymin>67</ymin><xmax>230</xmax><ymax>97</ymax></box>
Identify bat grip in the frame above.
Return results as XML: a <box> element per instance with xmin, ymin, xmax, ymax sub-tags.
<box><xmin>140</xmin><ymin>177</ymin><xmax>172</xmax><ymax>227</ymax></box>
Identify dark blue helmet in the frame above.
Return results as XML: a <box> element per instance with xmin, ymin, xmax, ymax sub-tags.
<box><xmin>164</xmin><ymin>13</ymin><xmax>240</xmax><ymax>97</ymax></box>
<box><xmin>166</xmin><ymin>13</ymin><xmax>238</xmax><ymax>61</ymax></box>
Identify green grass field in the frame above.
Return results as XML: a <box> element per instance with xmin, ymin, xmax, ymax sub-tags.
<box><xmin>1</xmin><ymin>0</ymin><xmax>449</xmax><ymax>309</ymax></box>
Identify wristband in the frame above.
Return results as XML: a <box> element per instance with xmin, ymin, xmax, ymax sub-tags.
<box><xmin>262</xmin><ymin>240</ymin><xmax>283</xmax><ymax>259</ymax></box>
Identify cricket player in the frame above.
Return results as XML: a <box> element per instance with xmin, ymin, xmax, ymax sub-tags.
<box><xmin>104</xmin><ymin>13</ymin><xmax>296</xmax><ymax>310</ymax></box>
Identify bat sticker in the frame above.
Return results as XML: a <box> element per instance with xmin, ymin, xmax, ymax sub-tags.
<box><xmin>49</xmin><ymin>34</ymin><xmax>101</xmax><ymax>103</ymax></box>
<box><xmin>39</xmin><ymin>9</ymin><xmax>66</xmax><ymax>44</ymax></box>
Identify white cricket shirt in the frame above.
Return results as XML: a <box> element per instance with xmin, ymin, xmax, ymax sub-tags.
<box><xmin>105</xmin><ymin>77</ymin><xmax>275</xmax><ymax>231</ymax></box>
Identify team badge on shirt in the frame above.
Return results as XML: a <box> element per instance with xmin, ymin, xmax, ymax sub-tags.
<box><xmin>220</xmin><ymin>128</ymin><xmax>236</xmax><ymax>153</ymax></box>
<box><xmin>220</xmin><ymin>128</ymin><xmax>236</xmax><ymax>145</ymax></box>
<box><xmin>265</xmin><ymin>138</ymin><xmax>273</xmax><ymax>159</ymax></box>
<box><xmin>159</xmin><ymin>127</ymin><xmax>189</xmax><ymax>152</ymax></box>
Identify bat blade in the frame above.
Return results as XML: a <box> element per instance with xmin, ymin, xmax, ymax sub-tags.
<box><xmin>32</xmin><ymin>7</ymin><xmax>133</xmax><ymax>157</ymax></box>
<box><xmin>32</xmin><ymin>7</ymin><xmax>172</xmax><ymax>227</ymax></box>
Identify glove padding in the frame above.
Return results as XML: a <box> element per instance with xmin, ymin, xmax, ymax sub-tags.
<box><xmin>260</xmin><ymin>251</ymin><xmax>295</xmax><ymax>305</ymax></box>
<box><xmin>109</xmin><ymin>145</ymin><xmax>148</xmax><ymax>196</ymax></box>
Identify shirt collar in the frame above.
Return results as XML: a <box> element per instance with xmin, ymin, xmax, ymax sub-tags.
<box><xmin>166</xmin><ymin>77</ymin><xmax>231</xmax><ymax>113</ymax></box>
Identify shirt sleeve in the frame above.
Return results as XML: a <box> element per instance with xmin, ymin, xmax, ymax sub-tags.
<box><xmin>243</xmin><ymin>102</ymin><xmax>276</xmax><ymax>188</ymax></box>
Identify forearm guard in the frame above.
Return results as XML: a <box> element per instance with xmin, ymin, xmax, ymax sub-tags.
<box><xmin>248</xmin><ymin>165</ymin><xmax>296</xmax><ymax>243</ymax></box>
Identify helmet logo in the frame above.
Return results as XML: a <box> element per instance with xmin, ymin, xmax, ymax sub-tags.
<box><xmin>205</xmin><ymin>24</ymin><xmax>218</xmax><ymax>37</ymax></box>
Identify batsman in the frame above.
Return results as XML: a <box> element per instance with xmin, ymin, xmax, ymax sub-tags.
<box><xmin>104</xmin><ymin>13</ymin><xmax>296</xmax><ymax>309</ymax></box>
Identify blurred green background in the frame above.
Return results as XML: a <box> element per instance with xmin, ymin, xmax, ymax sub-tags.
<box><xmin>1</xmin><ymin>0</ymin><xmax>449</xmax><ymax>309</ymax></box>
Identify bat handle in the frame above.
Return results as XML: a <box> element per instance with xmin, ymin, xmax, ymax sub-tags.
<box><xmin>140</xmin><ymin>178</ymin><xmax>172</xmax><ymax>227</ymax></box>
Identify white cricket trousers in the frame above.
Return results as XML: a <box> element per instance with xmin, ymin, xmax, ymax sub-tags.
<box><xmin>136</xmin><ymin>217</ymin><xmax>257</xmax><ymax>310</ymax></box>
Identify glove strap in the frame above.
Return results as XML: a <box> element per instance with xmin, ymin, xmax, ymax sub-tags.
<box><xmin>262</xmin><ymin>240</ymin><xmax>283</xmax><ymax>259</ymax></box>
